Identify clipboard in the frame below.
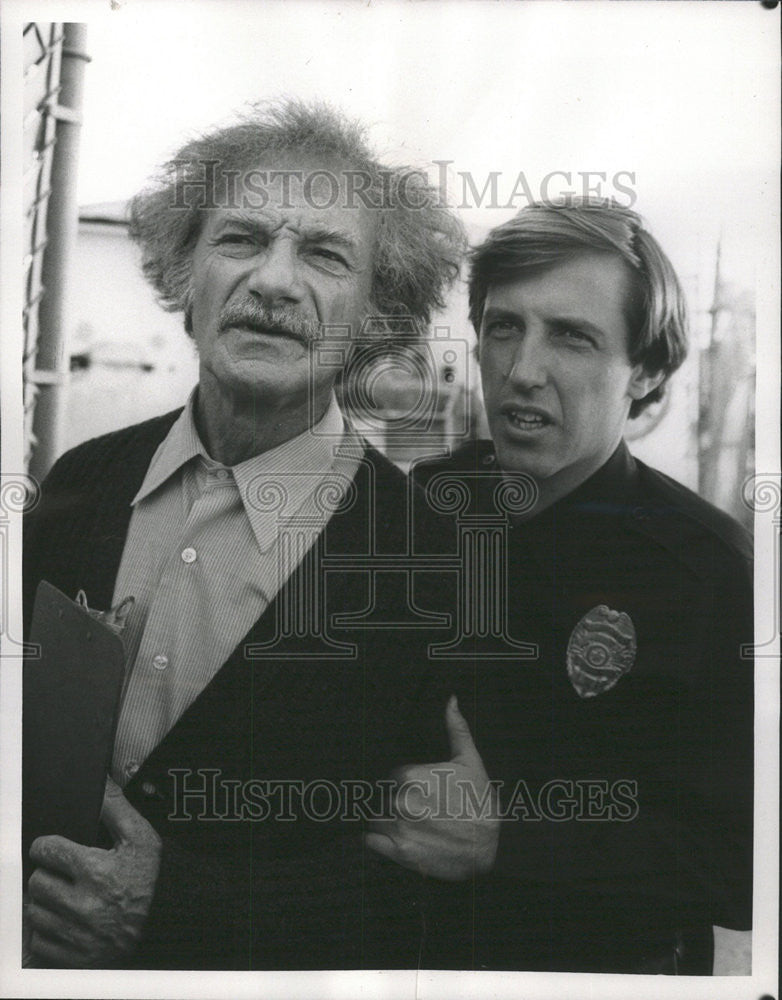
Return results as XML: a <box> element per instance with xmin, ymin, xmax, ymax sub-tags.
<box><xmin>22</xmin><ymin>581</ymin><xmax>127</xmax><ymax>878</ymax></box>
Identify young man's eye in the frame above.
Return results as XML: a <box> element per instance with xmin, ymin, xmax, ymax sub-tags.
<box><xmin>558</xmin><ymin>326</ymin><xmax>595</xmax><ymax>346</ymax></box>
<box><xmin>483</xmin><ymin>320</ymin><xmax>518</xmax><ymax>339</ymax></box>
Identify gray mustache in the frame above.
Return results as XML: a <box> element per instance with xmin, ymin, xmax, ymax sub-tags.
<box><xmin>218</xmin><ymin>303</ymin><xmax>319</xmax><ymax>343</ymax></box>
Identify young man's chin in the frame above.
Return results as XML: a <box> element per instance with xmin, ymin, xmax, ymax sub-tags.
<box><xmin>495</xmin><ymin>448</ymin><xmax>547</xmax><ymax>482</ymax></box>
<box><xmin>493</xmin><ymin>433</ymin><xmax>553</xmax><ymax>476</ymax></box>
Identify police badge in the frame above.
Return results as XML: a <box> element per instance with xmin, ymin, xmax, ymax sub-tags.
<box><xmin>566</xmin><ymin>605</ymin><xmax>636</xmax><ymax>698</ymax></box>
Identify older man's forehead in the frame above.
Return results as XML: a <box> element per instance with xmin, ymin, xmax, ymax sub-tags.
<box><xmin>207</xmin><ymin>203</ymin><xmax>371</xmax><ymax>247</ymax></box>
<box><xmin>234</xmin><ymin>155</ymin><xmax>369</xmax><ymax>198</ymax></box>
<box><xmin>211</xmin><ymin>158</ymin><xmax>375</xmax><ymax>232</ymax></box>
<box><xmin>207</xmin><ymin>209</ymin><xmax>374</xmax><ymax>256</ymax></box>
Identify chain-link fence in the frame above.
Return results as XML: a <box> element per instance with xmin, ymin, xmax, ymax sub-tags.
<box><xmin>22</xmin><ymin>22</ymin><xmax>63</xmax><ymax>468</ymax></box>
<box><xmin>22</xmin><ymin>22</ymin><xmax>88</xmax><ymax>479</ymax></box>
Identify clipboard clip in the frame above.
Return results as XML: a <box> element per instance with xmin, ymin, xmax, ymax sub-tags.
<box><xmin>74</xmin><ymin>590</ymin><xmax>135</xmax><ymax>635</ymax></box>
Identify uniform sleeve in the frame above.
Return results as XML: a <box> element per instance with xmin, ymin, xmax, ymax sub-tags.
<box><xmin>687</xmin><ymin>542</ymin><xmax>753</xmax><ymax>929</ymax></box>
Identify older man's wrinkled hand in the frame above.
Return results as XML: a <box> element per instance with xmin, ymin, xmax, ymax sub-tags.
<box><xmin>26</xmin><ymin>778</ymin><xmax>161</xmax><ymax>967</ymax></box>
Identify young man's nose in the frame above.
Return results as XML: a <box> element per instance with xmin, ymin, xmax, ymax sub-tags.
<box><xmin>506</xmin><ymin>332</ymin><xmax>548</xmax><ymax>390</ymax></box>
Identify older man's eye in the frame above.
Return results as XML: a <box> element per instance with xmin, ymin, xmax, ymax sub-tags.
<box><xmin>216</xmin><ymin>233</ymin><xmax>256</xmax><ymax>246</ymax></box>
<box><xmin>211</xmin><ymin>234</ymin><xmax>259</xmax><ymax>257</ymax></box>
<box><xmin>309</xmin><ymin>247</ymin><xmax>348</xmax><ymax>267</ymax></box>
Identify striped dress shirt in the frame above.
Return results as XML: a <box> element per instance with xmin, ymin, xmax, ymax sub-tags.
<box><xmin>110</xmin><ymin>391</ymin><xmax>361</xmax><ymax>785</ymax></box>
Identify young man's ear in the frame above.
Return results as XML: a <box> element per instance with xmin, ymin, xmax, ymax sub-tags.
<box><xmin>628</xmin><ymin>366</ymin><xmax>665</xmax><ymax>401</ymax></box>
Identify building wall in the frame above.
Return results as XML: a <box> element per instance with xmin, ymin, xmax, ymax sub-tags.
<box><xmin>64</xmin><ymin>223</ymin><xmax>197</xmax><ymax>449</ymax></box>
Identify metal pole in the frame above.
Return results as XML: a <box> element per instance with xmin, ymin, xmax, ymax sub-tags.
<box><xmin>697</xmin><ymin>239</ymin><xmax>721</xmax><ymax>499</ymax></box>
<box><xmin>29</xmin><ymin>23</ymin><xmax>90</xmax><ymax>482</ymax></box>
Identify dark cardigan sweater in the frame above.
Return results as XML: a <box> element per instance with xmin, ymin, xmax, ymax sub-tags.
<box><xmin>24</xmin><ymin>411</ymin><xmax>460</xmax><ymax>969</ymax></box>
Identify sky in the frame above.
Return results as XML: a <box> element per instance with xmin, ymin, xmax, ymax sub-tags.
<box><xmin>69</xmin><ymin>0</ymin><xmax>778</xmax><ymax>292</ymax></box>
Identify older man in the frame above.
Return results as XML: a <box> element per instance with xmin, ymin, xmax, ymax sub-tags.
<box><xmin>23</xmin><ymin>100</ymin><xmax>478</xmax><ymax>969</ymax></box>
<box><xmin>413</xmin><ymin>201</ymin><xmax>753</xmax><ymax>974</ymax></box>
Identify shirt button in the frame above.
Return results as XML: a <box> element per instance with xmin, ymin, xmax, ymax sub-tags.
<box><xmin>126</xmin><ymin>761</ymin><xmax>139</xmax><ymax>778</ymax></box>
<box><xmin>152</xmin><ymin>653</ymin><xmax>169</xmax><ymax>671</ymax></box>
<box><xmin>216</xmin><ymin>469</ymin><xmax>230</xmax><ymax>481</ymax></box>
<box><xmin>141</xmin><ymin>781</ymin><xmax>157</xmax><ymax>797</ymax></box>
<box><xmin>181</xmin><ymin>546</ymin><xmax>197</xmax><ymax>563</ymax></box>
<box><xmin>483</xmin><ymin>454</ymin><xmax>495</xmax><ymax>465</ymax></box>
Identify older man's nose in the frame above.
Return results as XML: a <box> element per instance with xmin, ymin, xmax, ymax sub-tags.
<box><xmin>506</xmin><ymin>332</ymin><xmax>548</xmax><ymax>390</ymax></box>
<box><xmin>247</xmin><ymin>240</ymin><xmax>304</xmax><ymax>304</ymax></box>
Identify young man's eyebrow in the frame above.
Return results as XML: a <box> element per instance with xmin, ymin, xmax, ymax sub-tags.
<box><xmin>481</xmin><ymin>306</ymin><xmax>606</xmax><ymax>339</ymax></box>
<box><xmin>547</xmin><ymin>316</ymin><xmax>606</xmax><ymax>339</ymax></box>
<box><xmin>481</xmin><ymin>306</ymin><xmax>521</xmax><ymax>323</ymax></box>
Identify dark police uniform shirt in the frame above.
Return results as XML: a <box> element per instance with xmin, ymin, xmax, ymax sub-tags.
<box><xmin>413</xmin><ymin>440</ymin><xmax>753</xmax><ymax>973</ymax></box>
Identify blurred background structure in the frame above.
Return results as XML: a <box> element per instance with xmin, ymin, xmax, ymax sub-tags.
<box><xmin>22</xmin><ymin>22</ymin><xmax>89</xmax><ymax>483</ymax></box>
<box><xmin>21</xmin><ymin>7</ymin><xmax>767</xmax><ymax>531</ymax></box>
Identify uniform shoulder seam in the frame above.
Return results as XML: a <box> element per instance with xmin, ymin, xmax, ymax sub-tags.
<box><xmin>634</xmin><ymin>460</ymin><xmax>752</xmax><ymax>562</ymax></box>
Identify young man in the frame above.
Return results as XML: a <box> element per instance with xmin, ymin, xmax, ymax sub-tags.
<box><xmin>412</xmin><ymin>201</ymin><xmax>753</xmax><ymax>974</ymax></box>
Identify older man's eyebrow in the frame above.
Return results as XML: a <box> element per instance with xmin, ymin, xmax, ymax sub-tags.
<box><xmin>212</xmin><ymin>214</ymin><xmax>361</xmax><ymax>255</ymax></box>
<box><xmin>212</xmin><ymin>211</ymin><xmax>275</xmax><ymax>234</ymax></box>
<box><xmin>300</xmin><ymin>225</ymin><xmax>361</xmax><ymax>253</ymax></box>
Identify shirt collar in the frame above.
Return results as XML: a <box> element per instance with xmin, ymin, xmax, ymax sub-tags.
<box><xmin>132</xmin><ymin>389</ymin><xmax>350</xmax><ymax>553</ymax></box>
<box><xmin>132</xmin><ymin>390</ymin><xmax>204</xmax><ymax>505</ymax></box>
<box><xmin>232</xmin><ymin>394</ymin><xmax>347</xmax><ymax>553</ymax></box>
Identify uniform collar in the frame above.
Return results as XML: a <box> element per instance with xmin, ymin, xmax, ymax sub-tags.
<box><xmin>497</xmin><ymin>439</ymin><xmax>640</xmax><ymax>530</ymax></box>
<box><xmin>553</xmin><ymin>440</ymin><xmax>639</xmax><ymax>514</ymax></box>
<box><xmin>506</xmin><ymin>442</ymin><xmax>642</xmax><ymax>591</ymax></box>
